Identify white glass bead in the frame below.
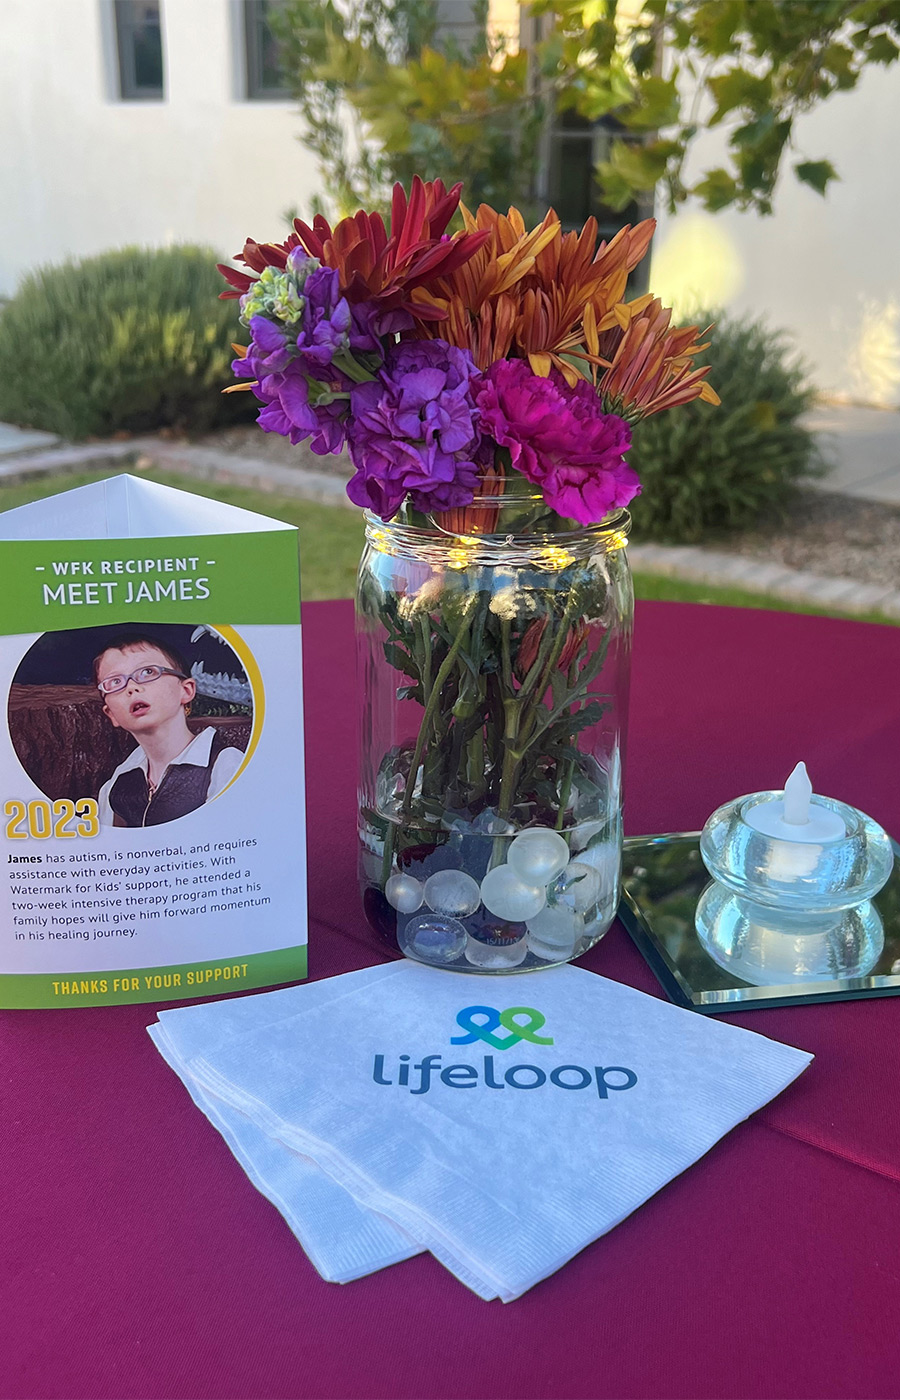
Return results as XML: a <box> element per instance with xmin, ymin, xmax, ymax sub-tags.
<box><xmin>550</xmin><ymin>861</ymin><xmax>604</xmax><ymax>913</ymax></box>
<box><xmin>570</xmin><ymin>819</ymin><xmax>606</xmax><ymax>852</ymax></box>
<box><xmin>399</xmin><ymin>913</ymin><xmax>467</xmax><ymax>965</ymax></box>
<box><xmin>508</xmin><ymin>828</ymin><xmax>570</xmax><ymax>885</ymax></box>
<box><xmin>464</xmin><ymin>933</ymin><xmax>528</xmax><ymax>970</ymax></box>
<box><xmin>385</xmin><ymin>873</ymin><xmax>425</xmax><ymax>913</ymax></box>
<box><xmin>576</xmin><ymin>841</ymin><xmax>620</xmax><ymax>887</ymax></box>
<box><xmin>526</xmin><ymin>904</ymin><xmax>584</xmax><ymax>958</ymax></box>
<box><xmin>423</xmin><ymin>868</ymin><xmax>481</xmax><ymax>918</ymax></box>
<box><xmin>480</xmin><ymin>865</ymin><xmax>546</xmax><ymax>921</ymax></box>
<box><xmin>526</xmin><ymin>934</ymin><xmax>577</xmax><ymax>963</ymax></box>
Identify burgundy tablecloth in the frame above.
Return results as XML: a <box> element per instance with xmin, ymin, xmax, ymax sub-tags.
<box><xmin>5</xmin><ymin>600</ymin><xmax>900</xmax><ymax>1400</ymax></box>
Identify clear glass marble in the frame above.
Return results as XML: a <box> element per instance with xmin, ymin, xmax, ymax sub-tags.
<box><xmin>356</xmin><ymin>495</ymin><xmax>632</xmax><ymax>971</ymax></box>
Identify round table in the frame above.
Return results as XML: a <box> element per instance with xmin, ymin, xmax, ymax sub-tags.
<box><xmin>5</xmin><ymin>600</ymin><xmax>900</xmax><ymax>1400</ymax></box>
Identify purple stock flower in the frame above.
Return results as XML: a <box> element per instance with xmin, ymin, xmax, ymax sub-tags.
<box><xmin>345</xmin><ymin>340</ymin><xmax>482</xmax><ymax>519</ymax></box>
<box><xmin>231</xmin><ymin>315</ymin><xmax>293</xmax><ymax>380</ymax></box>
<box><xmin>293</xmin><ymin>266</ymin><xmax>352</xmax><ymax>373</ymax></box>
<box><xmin>475</xmin><ymin>360</ymin><xmax>638</xmax><ymax>525</ymax></box>
<box><xmin>250</xmin><ymin>363</ymin><xmax>348</xmax><ymax>455</ymax></box>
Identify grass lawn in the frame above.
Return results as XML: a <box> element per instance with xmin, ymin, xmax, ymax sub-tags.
<box><xmin>3</xmin><ymin>466</ymin><xmax>896</xmax><ymax>625</ymax></box>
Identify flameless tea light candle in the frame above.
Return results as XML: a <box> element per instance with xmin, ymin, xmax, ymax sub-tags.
<box><xmin>743</xmin><ymin>761</ymin><xmax>846</xmax><ymax>844</ymax></box>
<box><xmin>700</xmin><ymin>761</ymin><xmax>893</xmax><ymax>911</ymax></box>
<box><xmin>697</xmin><ymin>761</ymin><xmax>894</xmax><ymax>985</ymax></box>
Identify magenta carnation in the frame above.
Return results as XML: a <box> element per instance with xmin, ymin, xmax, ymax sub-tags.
<box><xmin>475</xmin><ymin>360</ymin><xmax>638</xmax><ymax>525</ymax></box>
<box><xmin>345</xmin><ymin>340</ymin><xmax>482</xmax><ymax>520</ymax></box>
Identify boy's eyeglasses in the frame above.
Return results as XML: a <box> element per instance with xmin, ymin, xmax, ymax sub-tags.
<box><xmin>97</xmin><ymin>665</ymin><xmax>188</xmax><ymax>696</ymax></box>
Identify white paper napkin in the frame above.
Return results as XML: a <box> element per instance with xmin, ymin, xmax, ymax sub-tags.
<box><xmin>147</xmin><ymin>967</ymin><xmax>427</xmax><ymax>1285</ymax></box>
<box><xmin>183</xmin><ymin>962</ymin><xmax>813</xmax><ymax>1302</ymax></box>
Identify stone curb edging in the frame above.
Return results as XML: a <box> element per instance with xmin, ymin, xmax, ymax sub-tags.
<box><xmin>0</xmin><ymin>438</ymin><xmax>897</xmax><ymax>618</ymax></box>
<box><xmin>628</xmin><ymin>543</ymin><xmax>900</xmax><ymax>619</ymax></box>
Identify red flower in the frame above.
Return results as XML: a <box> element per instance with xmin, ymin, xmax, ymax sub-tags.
<box><xmin>217</xmin><ymin>234</ymin><xmax>304</xmax><ymax>299</ymax></box>
<box><xmin>219</xmin><ymin>178</ymin><xmax>489</xmax><ymax>325</ymax></box>
<box><xmin>516</xmin><ymin>619</ymin><xmax>589</xmax><ymax>680</ymax></box>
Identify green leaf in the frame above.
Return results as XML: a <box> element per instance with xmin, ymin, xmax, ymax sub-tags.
<box><xmin>707</xmin><ymin>69</ymin><xmax>772</xmax><ymax>124</ymax></box>
<box><xmin>382</xmin><ymin>642</ymin><xmax>420</xmax><ymax>678</ymax></box>
<box><xmin>599</xmin><ymin>137</ymin><xmax>682</xmax><ymax>198</ymax></box>
<box><xmin>866</xmin><ymin>32</ymin><xmax>900</xmax><ymax>64</ymax></box>
<box><xmin>822</xmin><ymin>41</ymin><xmax>857</xmax><ymax>89</ymax></box>
<box><xmin>794</xmin><ymin>159</ymin><xmax>839</xmax><ymax>194</ymax></box>
<box><xmin>692</xmin><ymin>0</ymin><xmax>744</xmax><ymax>57</ymax></box>
<box><xmin>729</xmin><ymin>112</ymin><xmax>775</xmax><ymax>148</ymax></box>
<box><xmin>691</xmin><ymin>167</ymin><xmax>740</xmax><ymax>211</ymax></box>
<box><xmin>626</xmin><ymin>75</ymin><xmax>681</xmax><ymax>130</ymax></box>
<box><xmin>593</xmin><ymin>163</ymin><xmax>636</xmax><ymax>210</ymax></box>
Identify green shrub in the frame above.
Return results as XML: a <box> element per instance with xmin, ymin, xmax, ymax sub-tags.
<box><xmin>627</xmin><ymin>312</ymin><xmax>823</xmax><ymax>542</ymax></box>
<box><xmin>0</xmin><ymin>246</ymin><xmax>255</xmax><ymax>439</ymax></box>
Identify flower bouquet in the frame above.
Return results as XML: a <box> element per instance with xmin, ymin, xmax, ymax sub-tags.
<box><xmin>221</xmin><ymin>178</ymin><xmax>717</xmax><ymax>972</ymax></box>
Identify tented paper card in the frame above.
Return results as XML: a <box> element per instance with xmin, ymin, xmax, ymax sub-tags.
<box><xmin>0</xmin><ymin>475</ymin><xmax>307</xmax><ymax>1008</ymax></box>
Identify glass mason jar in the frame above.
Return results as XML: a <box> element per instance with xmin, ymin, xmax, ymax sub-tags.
<box><xmin>356</xmin><ymin>493</ymin><xmax>633</xmax><ymax>973</ymax></box>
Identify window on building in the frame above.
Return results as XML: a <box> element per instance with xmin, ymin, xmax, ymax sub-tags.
<box><xmin>114</xmin><ymin>0</ymin><xmax>164</xmax><ymax>100</ymax></box>
<box><xmin>244</xmin><ymin>0</ymin><xmax>291</xmax><ymax>100</ymax></box>
<box><xmin>546</xmin><ymin>111</ymin><xmax>652</xmax><ymax>292</ymax></box>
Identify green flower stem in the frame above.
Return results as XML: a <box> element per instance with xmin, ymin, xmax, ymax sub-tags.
<box><xmin>400</xmin><ymin>596</ymin><xmax>476</xmax><ymax>820</ymax></box>
<box><xmin>501</xmin><ymin>617</ymin><xmax>512</xmax><ymax>690</ymax></box>
<box><xmin>466</xmin><ymin>728</ymin><xmax>485</xmax><ymax>799</ymax></box>
<box><xmin>380</xmin><ymin>819</ymin><xmax>396</xmax><ymax>886</ymax></box>
<box><xmin>493</xmin><ymin>698</ymin><xmax>523</xmax><ymax>863</ymax></box>
<box><xmin>554</xmin><ymin>758</ymin><xmax>576</xmax><ymax>832</ymax></box>
<box><xmin>497</xmin><ymin>698</ymin><xmax>523</xmax><ymax>817</ymax></box>
<box><xmin>418</xmin><ymin>615</ymin><xmax>433</xmax><ymax>704</ymax></box>
<box><xmin>555</xmin><ymin>655</ymin><xmax>582</xmax><ymax>832</ymax></box>
<box><xmin>514</xmin><ymin>587</ymin><xmax>582</xmax><ymax>757</ymax></box>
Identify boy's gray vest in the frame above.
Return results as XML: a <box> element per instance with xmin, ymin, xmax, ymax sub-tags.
<box><xmin>110</xmin><ymin>728</ymin><xmax>238</xmax><ymax>827</ymax></box>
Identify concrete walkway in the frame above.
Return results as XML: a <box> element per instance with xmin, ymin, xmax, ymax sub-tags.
<box><xmin>0</xmin><ymin>422</ymin><xmax>60</xmax><ymax>457</ymax></box>
<box><xmin>0</xmin><ymin>402</ymin><xmax>899</xmax><ymax>619</ymax></box>
<box><xmin>805</xmin><ymin>402</ymin><xmax>900</xmax><ymax>503</ymax></box>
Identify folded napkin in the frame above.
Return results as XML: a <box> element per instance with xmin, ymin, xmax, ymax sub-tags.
<box><xmin>177</xmin><ymin>961</ymin><xmax>812</xmax><ymax>1302</ymax></box>
<box><xmin>148</xmin><ymin>966</ymin><xmax>426</xmax><ymax>1286</ymax></box>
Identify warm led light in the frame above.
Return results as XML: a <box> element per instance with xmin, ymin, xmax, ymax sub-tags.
<box><xmin>606</xmin><ymin>530</ymin><xmax>629</xmax><ymax>552</ymax></box>
<box><xmin>538</xmin><ymin>546</ymin><xmax>575</xmax><ymax>570</ymax></box>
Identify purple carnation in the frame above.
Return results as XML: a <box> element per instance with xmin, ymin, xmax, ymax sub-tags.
<box><xmin>475</xmin><ymin>360</ymin><xmax>638</xmax><ymax>525</ymax></box>
<box><xmin>345</xmin><ymin>340</ymin><xmax>483</xmax><ymax>519</ymax></box>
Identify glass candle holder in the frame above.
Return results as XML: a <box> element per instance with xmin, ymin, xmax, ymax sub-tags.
<box><xmin>697</xmin><ymin>791</ymin><xmax>893</xmax><ymax>985</ymax></box>
<box><xmin>700</xmin><ymin>792</ymin><xmax>894</xmax><ymax>913</ymax></box>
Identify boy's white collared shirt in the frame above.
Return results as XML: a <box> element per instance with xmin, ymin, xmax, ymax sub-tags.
<box><xmin>97</xmin><ymin>726</ymin><xmax>244</xmax><ymax>826</ymax></box>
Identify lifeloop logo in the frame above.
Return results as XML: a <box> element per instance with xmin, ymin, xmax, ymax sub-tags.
<box><xmin>451</xmin><ymin>1005</ymin><xmax>553</xmax><ymax>1051</ymax></box>
<box><xmin>370</xmin><ymin>1002</ymin><xmax>637</xmax><ymax>1100</ymax></box>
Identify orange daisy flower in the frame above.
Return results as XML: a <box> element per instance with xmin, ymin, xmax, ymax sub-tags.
<box><xmin>588</xmin><ymin>298</ymin><xmax>721</xmax><ymax>420</ymax></box>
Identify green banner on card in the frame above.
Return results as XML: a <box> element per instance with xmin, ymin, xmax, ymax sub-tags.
<box><xmin>0</xmin><ymin>944</ymin><xmax>308</xmax><ymax>1008</ymax></box>
<box><xmin>0</xmin><ymin>532</ymin><xmax>301</xmax><ymax>634</ymax></box>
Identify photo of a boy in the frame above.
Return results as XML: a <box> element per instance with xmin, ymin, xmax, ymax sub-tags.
<box><xmin>95</xmin><ymin>634</ymin><xmax>244</xmax><ymax>827</ymax></box>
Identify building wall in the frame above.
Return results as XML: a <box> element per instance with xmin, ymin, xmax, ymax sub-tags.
<box><xmin>651</xmin><ymin>63</ymin><xmax>900</xmax><ymax>407</ymax></box>
<box><xmin>0</xmin><ymin>0</ymin><xmax>321</xmax><ymax>297</ymax></box>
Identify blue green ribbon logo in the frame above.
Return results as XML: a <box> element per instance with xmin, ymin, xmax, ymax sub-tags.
<box><xmin>451</xmin><ymin>1005</ymin><xmax>554</xmax><ymax>1051</ymax></box>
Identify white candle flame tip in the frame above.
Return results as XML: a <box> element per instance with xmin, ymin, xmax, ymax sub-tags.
<box><xmin>782</xmin><ymin>761</ymin><xmax>812</xmax><ymax>826</ymax></box>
